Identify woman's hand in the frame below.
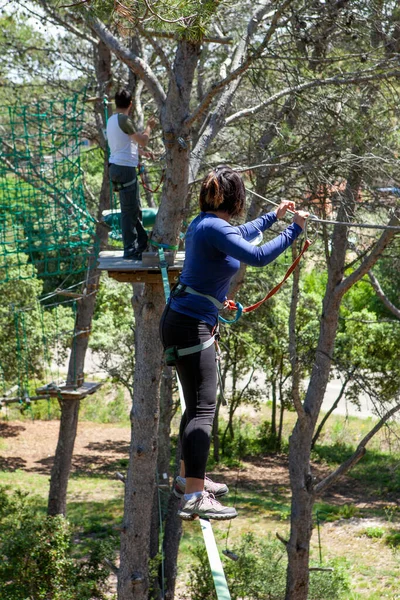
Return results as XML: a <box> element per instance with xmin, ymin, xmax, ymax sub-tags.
<box><xmin>293</xmin><ymin>210</ymin><xmax>310</xmax><ymax>230</ymax></box>
<box><xmin>275</xmin><ymin>200</ymin><xmax>296</xmax><ymax>219</ymax></box>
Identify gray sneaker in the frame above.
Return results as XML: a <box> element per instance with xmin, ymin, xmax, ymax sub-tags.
<box><xmin>173</xmin><ymin>475</ymin><xmax>229</xmax><ymax>499</ymax></box>
<box><xmin>178</xmin><ymin>491</ymin><xmax>238</xmax><ymax>521</ymax></box>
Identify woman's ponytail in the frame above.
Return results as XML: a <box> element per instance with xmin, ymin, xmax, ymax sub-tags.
<box><xmin>199</xmin><ymin>165</ymin><xmax>245</xmax><ymax>217</ymax></box>
<box><xmin>203</xmin><ymin>173</ymin><xmax>224</xmax><ymax>209</ymax></box>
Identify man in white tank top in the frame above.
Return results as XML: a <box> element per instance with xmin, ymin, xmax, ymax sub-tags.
<box><xmin>107</xmin><ymin>89</ymin><xmax>156</xmax><ymax>259</ymax></box>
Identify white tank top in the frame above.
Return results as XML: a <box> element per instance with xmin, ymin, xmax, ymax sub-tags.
<box><xmin>107</xmin><ymin>113</ymin><xmax>138</xmax><ymax>167</ymax></box>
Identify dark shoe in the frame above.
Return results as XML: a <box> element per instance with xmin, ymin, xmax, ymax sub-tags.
<box><xmin>123</xmin><ymin>250</ymin><xmax>139</xmax><ymax>260</ymax></box>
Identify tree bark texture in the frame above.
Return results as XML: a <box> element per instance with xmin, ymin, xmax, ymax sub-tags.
<box><xmin>118</xmin><ymin>282</ymin><xmax>165</xmax><ymax>600</ymax></box>
<box><xmin>157</xmin><ymin>366</ymin><xmax>182</xmax><ymax>599</ymax></box>
<box><xmin>163</xmin><ymin>440</ymin><xmax>183</xmax><ymax>600</ymax></box>
<box><xmin>47</xmin><ymin>398</ymin><xmax>81</xmax><ymax>516</ymax></box>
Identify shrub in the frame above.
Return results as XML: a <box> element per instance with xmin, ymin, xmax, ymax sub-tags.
<box><xmin>0</xmin><ymin>486</ymin><xmax>114</xmax><ymax>600</ymax></box>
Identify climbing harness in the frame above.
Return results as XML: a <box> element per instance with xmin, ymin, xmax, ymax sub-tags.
<box><xmin>152</xmin><ymin>240</ymin><xmax>224</xmax><ymax>385</ymax></box>
<box><xmin>111</xmin><ymin>178</ymin><xmax>137</xmax><ymax>192</ymax></box>
<box><xmin>164</xmin><ymin>335</ymin><xmax>216</xmax><ymax>367</ymax></box>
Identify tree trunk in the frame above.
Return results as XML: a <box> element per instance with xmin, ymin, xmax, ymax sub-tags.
<box><xmin>118</xmin><ymin>40</ymin><xmax>201</xmax><ymax>600</ymax></box>
<box><xmin>156</xmin><ymin>365</ymin><xmax>177</xmax><ymax>598</ymax></box>
<box><xmin>271</xmin><ymin>379</ymin><xmax>277</xmax><ymax>442</ymax></box>
<box><xmin>285</xmin><ymin>419</ymin><xmax>314</xmax><ymax>600</ymax></box>
<box><xmin>48</xmin><ymin>40</ymin><xmax>112</xmax><ymax>516</ymax></box>
<box><xmin>163</xmin><ymin>441</ymin><xmax>183</xmax><ymax>600</ymax></box>
<box><xmin>118</xmin><ymin>282</ymin><xmax>165</xmax><ymax>600</ymax></box>
<box><xmin>285</xmin><ymin>174</ymin><xmax>361</xmax><ymax>598</ymax></box>
<box><xmin>277</xmin><ymin>397</ymin><xmax>285</xmax><ymax>451</ymax></box>
<box><xmin>288</xmin><ymin>240</ymin><xmax>301</xmax><ymax>408</ymax></box>
<box><xmin>47</xmin><ymin>398</ymin><xmax>81</xmax><ymax>515</ymax></box>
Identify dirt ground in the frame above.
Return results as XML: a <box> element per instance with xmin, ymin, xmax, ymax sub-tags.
<box><xmin>0</xmin><ymin>420</ymin><xmax>131</xmax><ymax>476</ymax></box>
<box><xmin>0</xmin><ymin>418</ymin><xmax>394</xmax><ymax>508</ymax></box>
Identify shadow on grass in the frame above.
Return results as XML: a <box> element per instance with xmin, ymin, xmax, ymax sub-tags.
<box><xmin>0</xmin><ymin>422</ymin><xmax>25</xmax><ymax>438</ymax></box>
<box><xmin>233</xmin><ymin>489</ymin><xmax>291</xmax><ymax>520</ymax></box>
<box><xmin>0</xmin><ymin>456</ymin><xmax>27</xmax><ymax>471</ymax></box>
<box><xmin>27</xmin><ymin>454</ymin><xmax>129</xmax><ymax>478</ymax></box>
<box><xmin>313</xmin><ymin>442</ymin><xmax>400</xmax><ymax>497</ymax></box>
<box><xmin>85</xmin><ymin>440</ymin><xmax>129</xmax><ymax>454</ymax></box>
<box><xmin>68</xmin><ymin>499</ymin><xmax>123</xmax><ymax>556</ymax></box>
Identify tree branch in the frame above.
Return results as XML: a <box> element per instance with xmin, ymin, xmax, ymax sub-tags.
<box><xmin>36</xmin><ymin>0</ymin><xmax>98</xmax><ymax>44</ymax></box>
<box><xmin>367</xmin><ymin>270</ymin><xmax>400</xmax><ymax>320</ymax></box>
<box><xmin>337</xmin><ymin>211</ymin><xmax>400</xmax><ymax>297</ymax></box>
<box><xmin>185</xmin><ymin>0</ymin><xmax>294</xmax><ymax>127</ymax></box>
<box><xmin>189</xmin><ymin>0</ymin><xmax>282</xmax><ymax>180</ymax></box>
<box><xmin>226</xmin><ymin>69</ymin><xmax>400</xmax><ymax>125</ymax></box>
<box><xmin>143</xmin><ymin>30</ymin><xmax>232</xmax><ymax>45</ymax></box>
<box><xmin>314</xmin><ymin>400</ymin><xmax>400</xmax><ymax>496</ymax></box>
<box><xmin>82</xmin><ymin>10</ymin><xmax>166</xmax><ymax>108</ymax></box>
<box><xmin>137</xmin><ymin>23</ymin><xmax>172</xmax><ymax>75</ymax></box>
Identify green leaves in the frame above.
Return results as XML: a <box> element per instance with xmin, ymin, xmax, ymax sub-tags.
<box><xmin>87</xmin><ymin>0</ymin><xmax>220</xmax><ymax>40</ymax></box>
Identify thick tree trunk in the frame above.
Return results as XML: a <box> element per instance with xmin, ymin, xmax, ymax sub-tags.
<box><xmin>118</xmin><ymin>282</ymin><xmax>165</xmax><ymax>600</ymax></box>
<box><xmin>48</xmin><ymin>41</ymin><xmax>112</xmax><ymax>516</ymax></box>
<box><xmin>157</xmin><ymin>367</ymin><xmax>182</xmax><ymax>598</ymax></box>
<box><xmin>47</xmin><ymin>398</ymin><xmax>81</xmax><ymax>515</ymax></box>
<box><xmin>118</xmin><ymin>40</ymin><xmax>201</xmax><ymax>600</ymax></box>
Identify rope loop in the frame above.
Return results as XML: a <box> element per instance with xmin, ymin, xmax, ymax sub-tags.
<box><xmin>219</xmin><ymin>302</ymin><xmax>243</xmax><ymax>324</ymax></box>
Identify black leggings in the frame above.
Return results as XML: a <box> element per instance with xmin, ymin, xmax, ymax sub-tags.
<box><xmin>159</xmin><ymin>305</ymin><xmax>217</xmax><ymax>479</ymax></box>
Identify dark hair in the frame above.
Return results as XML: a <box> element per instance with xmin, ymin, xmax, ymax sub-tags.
<box><xmin>115</xmin><ymin>89</ymin><xmax>132</xmax><ymax>109</ymax></box>
<box><xmin>199</xmin><ymin>165</ymin><xmax>245</xmax><ymax>217</ymax></box>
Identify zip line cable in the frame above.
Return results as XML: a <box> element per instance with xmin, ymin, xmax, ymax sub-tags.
<box><xmin>245</xmin><ymin>188</ymin><xmax>400</xmax><ymax>231</ymax></box>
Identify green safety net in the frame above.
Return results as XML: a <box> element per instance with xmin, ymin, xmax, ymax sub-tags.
<box><xmin>0</xmin><ymin>93</ymin><xmax>96</xmax><ymax>283</ymax></box>
<box><xmin>0</xmin><ymin>299</ymin><xmax>76</xmax><ymax>407</ymax></box>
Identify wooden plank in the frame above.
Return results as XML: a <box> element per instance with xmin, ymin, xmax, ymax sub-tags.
<box><xmin>36</xmin><ymin>381</ymin><xmax>102</xmax><ymax>400</ymax></box>
<box><xmin>141</xmin><ymin>251</ymin><xmax>175</xmax><ymax>267</ymax></box>
<box><xmin>108</xmin><ymin>271</ymin><xmax>179</xmax><ymax>284</ymax></box>
<box><xmin>98</xmin><ymin>250</ymin><xmax>185</xmax><ymax>273</ymax></box>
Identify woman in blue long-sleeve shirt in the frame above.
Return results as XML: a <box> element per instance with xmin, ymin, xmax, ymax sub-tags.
<box><xmin>160</xmin><ymin>165</ymin><xmax>308</xmax><ymax>521</ymax></box>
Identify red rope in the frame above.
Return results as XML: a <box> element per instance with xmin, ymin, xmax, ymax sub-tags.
<box><xmin>138</xmin><ymin>163</ymin><xmax>165</xmax><ymax>193</ymax></box>
<box><xmin>224</xmin><ymin>238</ymin><xmax>312</xmax><ymax>314</ymax></box>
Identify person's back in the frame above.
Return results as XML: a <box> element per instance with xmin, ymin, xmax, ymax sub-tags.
<box><xmin>107</xmin><ymin>113</ymin><xmax>138</xmax><ymax>167</ymax></box>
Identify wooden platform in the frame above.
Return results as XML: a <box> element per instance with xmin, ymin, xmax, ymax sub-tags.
<box><xmin>36</xmin><ymin>381</ymin><xmax>102</xmax><ymax>401</ymax></box>
<box><xmin>97</xmin><ymin>250</ymin><xmax>185</xmax><ymax>284</ymax></box>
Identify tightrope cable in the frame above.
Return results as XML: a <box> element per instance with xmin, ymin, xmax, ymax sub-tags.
<box><xmin>245</xmin><ymin>188</ymin><xmax>400</xmax><ymax>231</ymax></box>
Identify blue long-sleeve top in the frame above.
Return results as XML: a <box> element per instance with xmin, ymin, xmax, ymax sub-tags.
<box><xmin>170</xmin><ymin>211</ymin><xmax>302</xmax><ymax>326</ymax></box>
